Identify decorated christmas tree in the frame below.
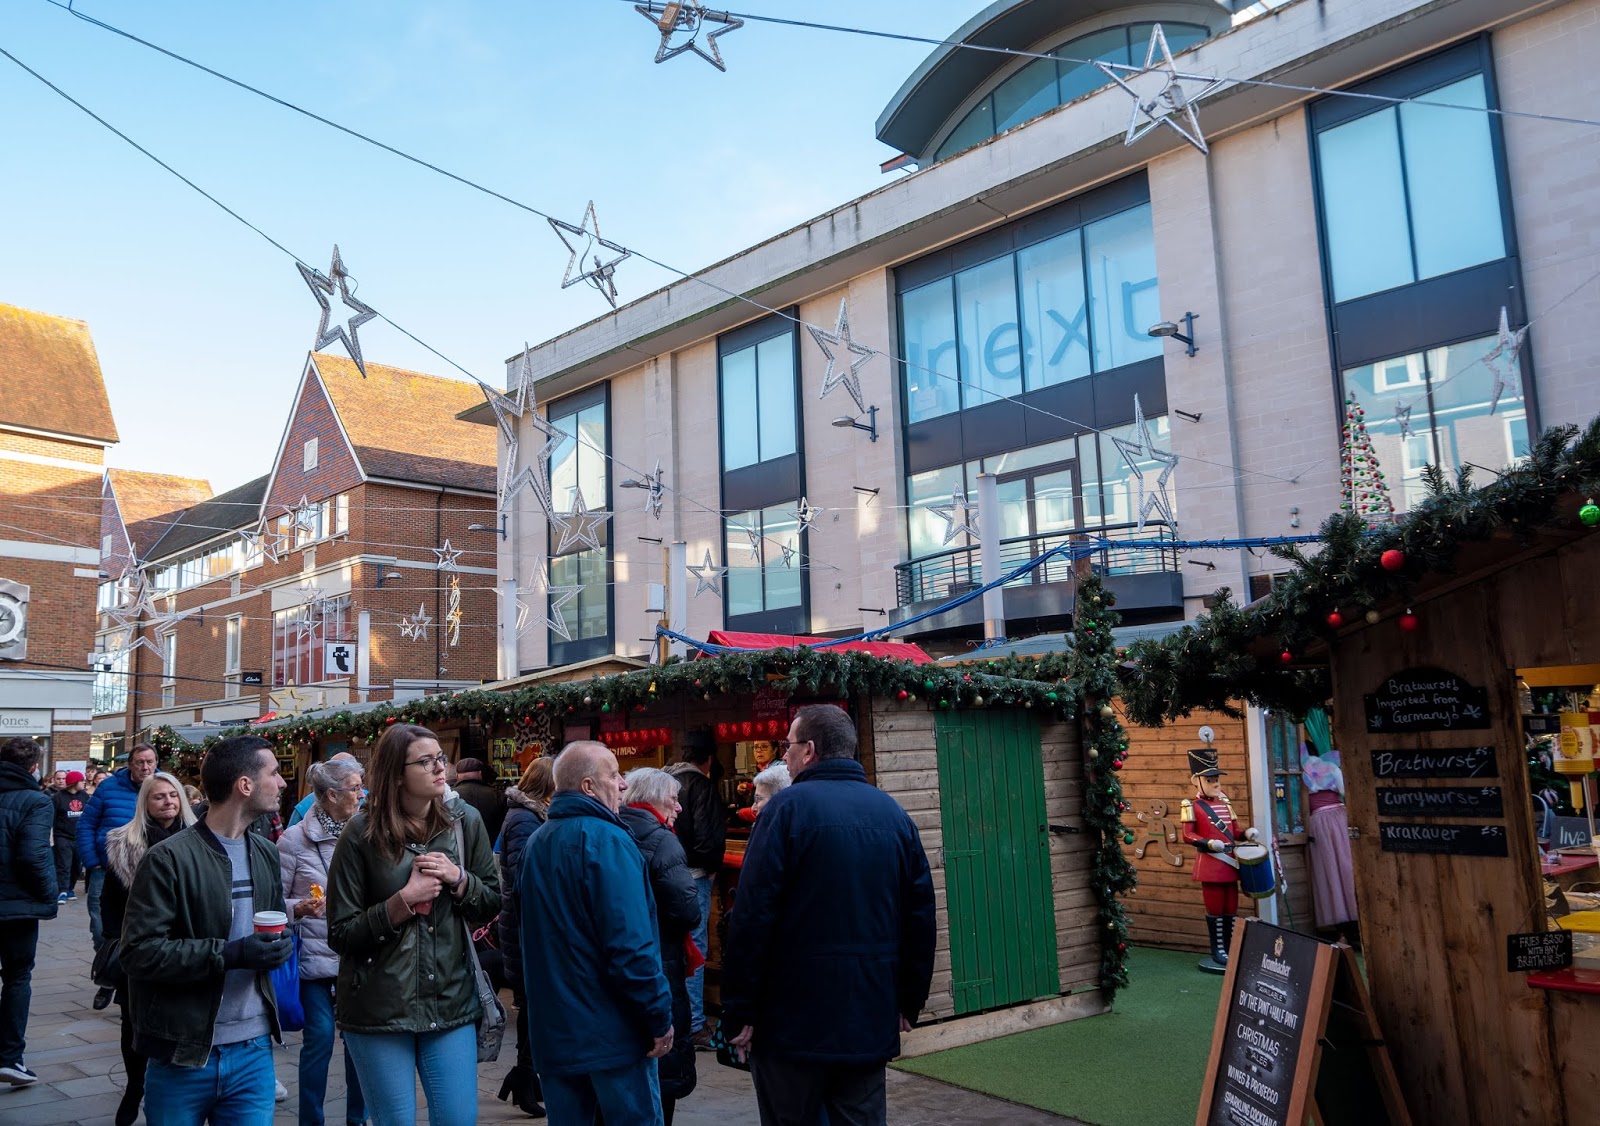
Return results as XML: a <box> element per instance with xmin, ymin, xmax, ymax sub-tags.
<box><xmin>1340</xmin><ymin>393</ymin><xmax>1395</xmax><ymax>525</ymax></box>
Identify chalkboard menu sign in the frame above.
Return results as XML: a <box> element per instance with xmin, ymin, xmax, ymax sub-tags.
<box><xmin>1374</xmin><ymin>786</ymin><xmax>1503</xmax><ymax>819</ymax></box>
<box><xmin>1548</xmin><ymin>815</ymin><xmax>1594</xmax><ymax>849</ymax></box>
<box><xmin>1363</xmin><ymin>667</ymin><xmax>1489</xmax><ymax>733</ymax></box>
<box><xmin>1378</xmin><ymin>821</ymin><xmax>1508</xmax><ymax>857</ymax></box>
<box><xmin>1507</xmin><ymin>930</ymin><xmax>1574</xmax><ymax>973</ymax></box>
<box><xmin>1369</xmin><ymin>746</ymin><xmax>1497</xmax><ymax>780</ymax></box>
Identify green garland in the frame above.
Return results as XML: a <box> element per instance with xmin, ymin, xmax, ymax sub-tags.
<box><xmin>1120</xmin><ymin>418</ymin><xmax>1600</xmax><ymax>727</ymax></box>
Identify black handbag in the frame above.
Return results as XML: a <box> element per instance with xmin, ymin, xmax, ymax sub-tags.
<box><xmin>91</xmin><ymin>938</ymin><xmax>123</xmax><ymax>989</ymax></box>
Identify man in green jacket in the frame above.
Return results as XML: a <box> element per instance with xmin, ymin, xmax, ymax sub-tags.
<box><xmin>121</xmin><ymin>735</ymin><xmax>291</xmax><ymax>1123</ymax></box>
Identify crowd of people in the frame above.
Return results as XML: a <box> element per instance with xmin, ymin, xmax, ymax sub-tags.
<box><xmin>0</xmin><ymin>701</ymin><xmax>937</xmax><ymax>1126</ymax></box>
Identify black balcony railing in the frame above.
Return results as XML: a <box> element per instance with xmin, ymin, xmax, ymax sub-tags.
<box><xmin>893</xmin><ymin>521</ymin><xmax>1179</xmax><ymax>608</ymax></box>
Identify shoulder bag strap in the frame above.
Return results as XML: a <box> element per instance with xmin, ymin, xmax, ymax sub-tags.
<box><xmin>451</xmin><ymin>819</ymin><xmax>486</xmax><ymax>977</ymax></box>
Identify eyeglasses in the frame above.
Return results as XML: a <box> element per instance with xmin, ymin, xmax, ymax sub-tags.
<box><xmin>776</xmin><ymin>738</ymin><xmax>812</xmax><ymax>753</ymax></box>
<box><xmin>404</xmin><ymin>753</ymin><xmax>448</xmax><ymax>772</ymax></box>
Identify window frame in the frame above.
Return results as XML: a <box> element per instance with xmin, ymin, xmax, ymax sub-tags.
<box><xmin>722</xmin><ymin>501</ymin><xmax>809</xmax><ymax>634</ymax></box>
<box><xmin>545</xmin><ymin>383</ymin><xmax>613</xmax><ymax>665</ymax></box>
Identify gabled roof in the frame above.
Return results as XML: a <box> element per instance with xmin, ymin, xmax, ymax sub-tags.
<box><xmin>312</xmin><ymin>353</ymin><xmax>495</xmax><ymax>492</ymax></box>
<box><xmin>106</xmin><ymin>469</ymin><xmax>214</xmax><ymax>558</ymax></box>
<box><xmin>141</xmin><ymin>475</ymin><xmax>269</xmax><ymax>562</ymax></box>
<box><xmin>0</xmin><ymin>302</ymin><xmax>118</xmax><ymax>443</ymax></box>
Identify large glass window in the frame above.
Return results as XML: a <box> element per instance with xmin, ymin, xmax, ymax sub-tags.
<box><xmin>93</xmin><ymin>644</ymin><xmax>128</xmax><ymax>715</ymax></box>
<box><xmin>272</xmin><ymin>594</ymin><xmax>351</xmax><ymax>687</ymax></box>
<box><xmin>1341</xmin><ymin>333</ymin><xmax>1528</xmax><ymax>513</ymax></box>
<box><xmin>1315</xmin><ymin>73</ymin><xmax>1506</xmax><ymax>302</ymax></box>
<box><xmin>547</xmin><ymin>393</ymin><xmax>610</xmax><ymax>656</ymax></box>
<box><xmin>725</xmin><ymin>504</ymin><xmax>804</xmax><ymax>620</ymax></box>
<box><xmin>900</xmin><ymin>203</ymin><xmax>1158</xmax><ymax>422</ymax></box>
<box><xmin>720</xmin><ymin>327</ymin><xmax>797</xmax><ymax>471</ymax></box>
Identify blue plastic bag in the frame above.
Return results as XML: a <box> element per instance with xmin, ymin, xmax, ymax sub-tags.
<box><xmin>271</xmin><ymin>931</ymin><xmax>305</xmax><ymax>1033</ymax></box>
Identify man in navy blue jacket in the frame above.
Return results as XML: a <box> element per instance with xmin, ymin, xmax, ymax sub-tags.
<box><xmin>520</xmin><ymin>741</ymin><xmax>673</xmax><ymax>1124</ymax></box>
<box><xmin>723</xmin><ymin>705</ymin><xmax>937</xmax><ymax>1126</ymax></box>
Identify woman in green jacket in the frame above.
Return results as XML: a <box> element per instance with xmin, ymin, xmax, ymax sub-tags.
<box><xmin>326</xmin><ymin>724</ymin><xmax>499</xmax><ymax>1126</ymax></box>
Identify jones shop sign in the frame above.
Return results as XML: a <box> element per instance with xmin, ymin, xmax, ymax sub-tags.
<box><xmin>1364</xmin><ymin>667</ymin><xmax>1489</xmax><ymax>733</ymax></box>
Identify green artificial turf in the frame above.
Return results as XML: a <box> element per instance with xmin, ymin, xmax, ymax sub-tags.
<box><xmin>896</xmin><ymin>948</ymin><xmax>1222</xmax><ymax>1126</ymax></box>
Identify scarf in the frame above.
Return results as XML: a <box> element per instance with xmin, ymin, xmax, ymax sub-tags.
<box><xmin>313</xmin><ymin>803</ymin><xmax>348</xmax><ymax>838</ymax></box>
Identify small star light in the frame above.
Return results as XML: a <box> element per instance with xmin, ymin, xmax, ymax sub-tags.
<box><xmin>635</xmin><ymin>2</ymin><xmax>744</xmax><ymax>72</ymax></box>
<box><xmin>688</xmin><ymin>549</ymin><xmax>727</xmax><ymax>598</ymax></box>
<box><xmin>1110</xmin><ymin>394</ymin><xmax>1179</xmax><ymax>531</ymax></box>
<box><xmin>637</xmin><ymin>460</ymin><xmax>666</xmax><ymax>520</ymax></box>
<box><xmin>433</xmin><ymin>540</ymin><xmax>463</xmax><ymax>572</ymax></box>
<box><xmin>928</xmin><ymin>491</ymin><xmax>981</xmax><ymax>546</ymax></box>
<box><xmin>738</xmin><ymin>521</ymin><xmax>764</xmax><ymax>560</ymax></box>
<box><xmin>517</xmin><ymin>562</ymin><xmax>582</xmax><ymax>641</ymax></box>
<box><xmin>1394</xmin><ymin>402</ymin><xmax>1413</xmax><ymax>439</ymax></box>
<box><xmin>793</xmin><ymin>497</ymin><xmax>819</xmax><ymax>532</ymax></box>
<box><xmin>549</xmin><ymin>487</ymin><xmax>612</xmax><ymax>555</ymax></box>
<box><xmin>287</xmin><ymin>496</ymin><xmax>320</xmax><ymax>534</ymax></box>
<box><xmin>298</xmin><ymin>245</ymin><xmax>377</xmax><ymax>376</ymax></box>
<box><xmin>808</xmin><ymin>297</ymin><xmax>874</xmax><ymax>414</ymax></box>
<box><xmin>779</xmin><ymin>539</ymin><xmax>798</xmax><ymax>569</ymax></box>
<box><xmin>548</xmin><ymin>202</ymin><xmax>632</xmax><ymax>309</ymax></box>
<box><xmin>399</xmin><ymin>603</ymin><xmax>433</xmax><ymax>642</ymax></box>
<box><xmin>1482</xmin><ymin>305</ymin><xmax>1529</xmax><ymax>415</ymax></box>
<box><xmin>239</xmin><ymin>521</ymin><xmax>285</xmax><ymax>566</ymax></box>
<box><xmin>1097</xmin><ymin>24</ymin><xmax>1224</xmax><ymax>155</ymax></box>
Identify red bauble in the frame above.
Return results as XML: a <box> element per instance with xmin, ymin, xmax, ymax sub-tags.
<box><xmin>896</xmin><ymin>689</ymin><xmax>909</xmax><ymax>702</ymax></box>
<box><xmin>1279</xmin><ymin>648</ymin><xmax>1293</xmax><ymax>664</ymax></box>
<box><xmin>1399</xmin><ymin>608</ymin><xmax>1420</xmax><ymax>632</ymax></box>
<box><xmin>1326</xmin><ymin>609</ymin><xmax>1344</xmax><ymax>629</ymax></box>
<box><xmin>1380</xmin><ymin>548</ymin><xmax>1405</xmax><ymax>572</ymax></box>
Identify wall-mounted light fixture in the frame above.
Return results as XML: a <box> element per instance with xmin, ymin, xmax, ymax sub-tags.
<box><xmin>831</xmin><ymin>405</ymin><xmax>879</xmax><ymax>442</ymax></box>
<box><xmin>1147</xmin><ymin>312</ymin><xmax>1198</xmax><ymax>356</ymax></box>
<box><xmin>1173</xmin><ymin>409</ymin><xmax>1203</xmax><ymax>423</ymax></box>
<box><xmin>375</xmin><ymin>570</ymin><xmax>403</xmax><ymax>588</ymax></box>
<box><xmin>467</xmin><ymin>515</ymin><xmax>508</xmax><ymax>540</ymax></box>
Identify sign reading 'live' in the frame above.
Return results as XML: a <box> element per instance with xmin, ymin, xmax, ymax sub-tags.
<box><xmin>1363</xmin><ymin>667</ymin><xmax>1490</xmax><ymax>733</ymax></box>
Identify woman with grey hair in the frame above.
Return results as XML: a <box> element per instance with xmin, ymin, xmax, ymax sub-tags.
<box><xmin>619</xmin><ymin>767</ymin><xmax>699</xmax><ymax>1123</ymax></box>
<box><xmin>751</xmin><ymin>763</ymin><xmax>790</xmax><ymax>814</ymax></box>
<box><xmin>278</xmin><ymin>757</ymin><xmax>367</xmax><ymax>1126</ymax></box>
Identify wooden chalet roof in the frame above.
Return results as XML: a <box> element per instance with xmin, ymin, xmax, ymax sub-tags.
<box><xmin>0</xmin><ymin>302</ymin><xmax>118</xmax><ymax>443</ymax></box>
<box><xmin>312</xmin><ymin>353</ymin><xmax>495</xmax><ymax>492</ymax></box>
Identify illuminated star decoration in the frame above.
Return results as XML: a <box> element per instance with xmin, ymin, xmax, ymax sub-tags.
<box><xmin>548</xmin><ymin>202</ymin><xmax>632</xmax><ymax>309</ymax></box>
<box><xmin>516</xmin><ymin>562</ymin><xmax>582</xmax><ymax>641</ymax></box>
<box><xmin>298</xmin><ymin>245</ymin><xmax>377</xmax><ymax>377</ymax></box>
<box><xmin>1097</xmin><ymin>23</ymin><xmax>1225</xmax><ymax>155</ymax></box>
<box><xmin>739</xmin><ymin>521</ymin><xmax>764</xmax><ymax>560</ymax></box>
<box><xmin>105</xmin><ymin>573</ymin><xmax>161</xmax><ymax>631</ymax></box>
<box><xmin>1394</xmin><ymin>403</ymin><xmax>1413</xmax><ymax>439</ymax></box>
<box><xmin>399</xmin><ymin>603</ymin><xmax>433</xmax><ymax>642</ymax></box>
<box><xmin>808</xmin><ymin>298</ymin><xmax>874</xmax><ymax>415</ymax></box>
<box><xmin>479</xmin><ymin>346</ymin><xmax>560</xmax><ymax>520</ymax></box>
<box><xmin>928</xmin><ymin>491</ymin><xmax>981</xmax><ymax>546</ymax></box>
<box><xmin>239</xmin><ymin>520</ymin><xmax>285</xmax><ymax>566</ymax></box>
<box><xmin>294</xmin><ymin>580</ymin><xmax>329</xmax><ymax>641</ymax></box>
<box><xmin>779</xmin><ymin>539</ymin><xmax>798</xmax><ymax>569</ymax></box>
<box><xmin>1481</xmin><ymin>305</ymin><xmax>1528</xmax><ymax>415</ymax></box>
<box><xmin>550</xmin><ymin>487</ymin><xmax>612</xmax><ymax>555</ymax></box>
<box><xmin>793</xmin><ymin>497</ymin><xmax>819</xmax><ymax>532</ymax></box>
<box><xmin>635</xmin><ymin>2</ymin><xmax>744</xmax><ymax>72</ymax></box>
<box><xmin>688</xmin><ymin>549</ymin><xmax>727</xmax><ymax>598</ymax></box>
<box><xmin>289</xmin><ymin>496</ymin><xmax>320</xmax><ymax>534</ymax></box>
<box><xmin>640</xmin><ymin>461</ymin><xmax>666</xmax><ymax>520</ymax></box>
<box><xmin>434</xmin><ymin>540</ymin><xmax>462</xmax><ymax>572</ymax></box>
<box><xmin>1110</xmin><ymin>394</ymin><xmax>1179</xmax><ymax>531</ymax></box>
<box><xmin>446</xmin><ymin>574</ymin><xmax>463</xmax><ymax>648</ymax></box>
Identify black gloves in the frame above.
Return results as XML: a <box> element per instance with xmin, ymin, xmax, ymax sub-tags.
<box><xmin>223</xmin><ymin>932</ymin><xmax>292</xmax><ymax>971</ymax></box>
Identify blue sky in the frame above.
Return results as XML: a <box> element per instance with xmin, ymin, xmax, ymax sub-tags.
<box><xmin>2</xmin><ymin>0</ymin><xmax>977</xmax><ymax>491</ymax></box>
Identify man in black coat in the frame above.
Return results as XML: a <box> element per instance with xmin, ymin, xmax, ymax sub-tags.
<box><xmin>669</xmin><ymin>730</ymin><xmax>725</xmax><ymax>1041</ymax></box>
<box><xmin>0</xmin><ymin>736</ymin><xmax>59</xmax><ymax>1086</ymax></box>
<box><xmin>452</xmin><ymin>757</ymin><xmax>506</xmax><ymax>845</ymax></box>
<box><xmin>722</xmin><ymin>706</ymin><xmax>936</xmax><ymax>1126</ymax></box>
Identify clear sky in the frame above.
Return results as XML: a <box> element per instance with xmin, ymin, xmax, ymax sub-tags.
<box><xmin>2</xmin><ymin>0</ymin><xmax>977</xmax><ymax>492</ymax></box>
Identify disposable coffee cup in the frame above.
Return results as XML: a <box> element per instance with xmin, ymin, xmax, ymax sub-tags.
<box><xmin>252</xmin><ymin>910</ymin><xmax>288</xmax><ymax>934</ymax></box>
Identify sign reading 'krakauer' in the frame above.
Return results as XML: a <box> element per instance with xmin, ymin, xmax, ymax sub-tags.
<box><xmin>1378</xmin><ymin>821</ymin><xmax>1508</xmax><ymax>857</ymax></box>
<box><xmin>1363</xmin><ymin>667</ymin><xmax>1490</xmax><ymax>733</ymax></box>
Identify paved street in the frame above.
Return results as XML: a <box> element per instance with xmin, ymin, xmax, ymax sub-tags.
<box><xmin>4</xmin><ymin>897</ymin><xmax>1071</xmax><ymax>1125</ymax></box>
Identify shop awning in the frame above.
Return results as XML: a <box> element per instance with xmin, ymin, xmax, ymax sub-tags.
<box><xmin>702</xmin><ymin>631</ymin><xmax>935</xmax><ymax>665</ymax></box>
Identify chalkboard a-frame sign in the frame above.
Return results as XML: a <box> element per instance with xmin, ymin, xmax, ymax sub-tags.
<box><xmin>1364</xmin><ymin>667</ymin><xmax>1490</xmax><ymax>733</ymax></box>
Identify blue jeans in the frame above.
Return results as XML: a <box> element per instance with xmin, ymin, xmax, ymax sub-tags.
<box><xmin>687</xmin><ymin>876</ymin><xmax>712</xmax><ymax>1031</ymax></box>
<box><xmin>343</xmin><ymin>1023</ymin><xmax>476</xmax><ymax>1126</ymax></box>
<box><xmin>145</xmin><ymin>1034</ymin><xmax>276</xmax><ymax>1126</ymax></box>
<box><xmin>543</xmin><ymin>1058</ymin><xmax>661</xmax><ymax>1126</ymax></box>
<box><xmin>85</xmin><ymin>866</ymin><xmax>106</xmax><ymax>951</ymax></box>
<box><xmin>299</xmin><ymin>978</ymin><xmax>365</xmax><ymax>1126</ymax></box>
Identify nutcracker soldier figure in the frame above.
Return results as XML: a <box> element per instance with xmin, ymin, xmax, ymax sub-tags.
<box><xmin>1181</xmin><ymin>745</ymin><xmax>1258</xmax><ymax>973</ymax></box>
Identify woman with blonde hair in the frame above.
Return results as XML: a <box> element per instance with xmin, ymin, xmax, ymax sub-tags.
<box><xmin>326</xmin><ymin>724</ymin><xmax>499</xmax><ymax>1126</ymax></box>
<box><xmin>101</xmin><ymin>771</ymin><xmax>196</xmax><ymax>1126</ymax></box>
<box><xmin>495</xmin><ymin>756</ymin><xmax>554</xmax><ymax>1117</ymax></box>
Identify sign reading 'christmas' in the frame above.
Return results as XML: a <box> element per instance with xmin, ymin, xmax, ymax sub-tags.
<box><xmin>1363</xmin><ymin>667</ymin><xmax>1490</xmax><ymax>733</ymax></box>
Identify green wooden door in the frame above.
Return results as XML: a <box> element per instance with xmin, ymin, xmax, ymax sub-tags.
<box><xmin>935</xmin><ymin>708</ymin><xmax>1060</xmax><ymax>1015</ymax></box>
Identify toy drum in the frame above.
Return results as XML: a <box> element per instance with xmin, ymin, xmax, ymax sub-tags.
<box><xmin>1235</xmin><ymin>843</ymin><xmax>1275</xmax><ymax>899</ymax></box>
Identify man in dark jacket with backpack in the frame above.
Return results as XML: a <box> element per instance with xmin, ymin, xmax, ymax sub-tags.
<box><xmin>722</xmin><ymin>705</ymin><xmax>936</xmax><ymax>1126</ymax></box>
<box><xmin>0</xmin><ymin>736</ymin><xmax>59</xmax><ymax>1086</ymax></box>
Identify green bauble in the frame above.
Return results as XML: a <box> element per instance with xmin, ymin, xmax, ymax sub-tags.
<box><xmin>1122</xmin><ymin>831</ymin><xmax>1135</xmax><ymax>846</ymax></box>
<box><xmin>1582</xmin><ymin>500</ymin><xmax>1600</xmax><ymax>528</ymax></box>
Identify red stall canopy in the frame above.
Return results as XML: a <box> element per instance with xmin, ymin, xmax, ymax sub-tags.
<box><xmin>701</xmin><ymin>630</ymin><xmax>934</xmax><ymax>665</ymax></box>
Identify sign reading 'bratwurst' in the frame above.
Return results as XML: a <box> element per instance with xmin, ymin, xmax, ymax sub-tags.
<box><xmin>1363</xmin><ymin>667</ymin><xmax>1490</xmax><ymax>733</ymax></box>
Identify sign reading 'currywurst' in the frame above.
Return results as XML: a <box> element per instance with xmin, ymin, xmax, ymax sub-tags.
<box><xmin>1363</xmin><ymin>667</ymin><xmax>1490</xmax><ymax>733</ymax></box>
<box><xmin>1374</xmin><ymin>786</ymin><xmax>1503</xmax><ymax>818</ymax></box>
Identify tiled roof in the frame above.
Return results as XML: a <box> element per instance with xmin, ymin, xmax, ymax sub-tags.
<box><xmin>108</xmin><ymin>469</ymin><xmax>213</xmax><ymax>527</ymax></box>
<box><xmin>142</xmin><ymin>475</ymin><xmax>269</xmax><ymax>562</ymax></box>
<box><xmin>0</xmin><ymin>303</ymin><xmax>118</xmax><ymax>443</ymax></box>
<box><xmin>312</xmin><ymin>353</ymin><xmax>495</xmax><ymax>492</ymax></box>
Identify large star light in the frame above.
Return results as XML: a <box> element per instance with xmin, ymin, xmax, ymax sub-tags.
<box><xmin>635</xmin><ymin>2</ymin><xmax>744</xmax><ymax>72</ymax></box>
<box><xmin>479</xmin><ymin>348</ymin><xmax>563</xmax><ymax>519</ymax></box>
<box><xmin>399</xmin><ymin>603</ymin><xmax>433</xmax><ymax>642</ymax></box>
<box><xmin>928</xmin><ymin>491</ymin><xmax>981</xmax><ymax>546</ymax></box>
<box><xmin>808</xmin><ymin>298</ymin><xmax>874</xmax><ymax>415</ymax></box>
<box><xmin>1097</xmin><ymin>24</ymin><xmax>1224</xmax><ymax>155</ymax></box>
<box><xmin>688</xmin><ymin>549</ymin><xmax>727</xmax><ymax>598</ymax></box>
<box><xmin>298</xmin><ymin>245</ymin><xmax>378</xmax><ymax>376</ymax></box>
<box><xmin>1482</xmin><ymin>305</ymin><xmax>1528</xmax><ymax>416</ymax></box>
<box><xmin>1110</xmin><ymin>394</ymin><xmax>1179</xmax><ymax>531</ymax></box>
<box><xmin>516</xmin><ymin>562</ymin><xmax>582</xmax><ymax>641</ymax></box>
<box><xmin>548</xmin><ymin>202</ymin><xmax>632</xmax><ymax>309</ymax></box>
<box><xmin>549</xmin><ymin>487</ymin><xmax>611</xmax><ymax>556</ymax></box>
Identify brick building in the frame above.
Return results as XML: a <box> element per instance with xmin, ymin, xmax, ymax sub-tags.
<box><xmin>93</xmin><ymin>352</ymin><xmax>500</xmax><ymax>752</ymax></box>
<box><xmin>0</xmin><ymin>302</ymin><xmax>120</xmax><ymax>772</ymax></box>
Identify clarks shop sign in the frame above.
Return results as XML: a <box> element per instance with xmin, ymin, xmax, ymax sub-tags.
<box><xmin>1364</xmin><ymin>668</ymin><xmax>1490</xmax><ymax>733</ymax></box>
<box><xmin>0</xmin><ymin>709</ymin><xmax>52</xmax><ymax>736</ymax></box>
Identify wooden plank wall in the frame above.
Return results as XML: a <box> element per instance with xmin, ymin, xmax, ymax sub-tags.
<box><xmin>1115</xmin><ymin>706</ymin><xmax>1259</xmax><ymax>952</ymax></box>
<box><xmin>868</xmin><ymin>701</ymin><xmax>1098</xmax><ymax>1022</ymax></box>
